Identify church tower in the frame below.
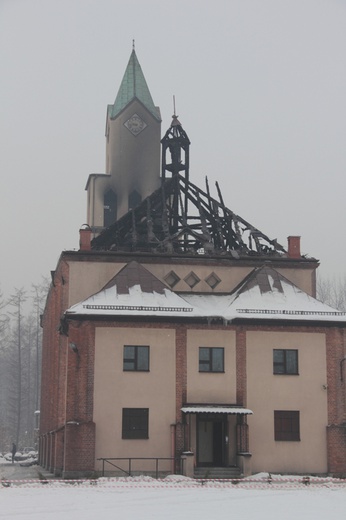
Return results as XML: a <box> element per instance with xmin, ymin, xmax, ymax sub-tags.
<box><xmin>86</xmin><ymin>46</ymin><xmax>161</xmax><ymax>233</ymax></box>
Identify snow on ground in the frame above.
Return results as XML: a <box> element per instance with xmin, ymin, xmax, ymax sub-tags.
<box><xmin>1</xmin><ymin>469</ymin><xmax>346</xmax><ymax>519</ymax></box>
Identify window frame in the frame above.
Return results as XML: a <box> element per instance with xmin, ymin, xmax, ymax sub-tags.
<box><xmin>122</xmin><ymin>408</ymin><xmax>149</xmax><ymax>439</ymax></box>
<box><xmin>273</xmin><ymin>349</ymin><xmax>298</xmax><ymax>375</ymax></box>
<box><xmin>123</xmin><ymin>345</ymin><xmax>149</xmax><ymax>372</ymax></box>
<box><xmin>199</xmin><ymin>347</ymin><xmax>224</xmax><ymax>373</ymax></box>
<box><xmin>274</xmin><ymin>410</ymin><xmax>300</xmax><ymax>441</ymax></box>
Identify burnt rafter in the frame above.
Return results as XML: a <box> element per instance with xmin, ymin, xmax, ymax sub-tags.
<box><xmin>91</xmin><ymin>173</ymin><xmax>286</xmax><ymax>257</ymax></box>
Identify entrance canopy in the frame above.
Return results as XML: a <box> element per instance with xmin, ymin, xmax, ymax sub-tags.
<box><xmin>181</xmin><ymin>405</ymin><xmax>253</xmax><ymax>415</ymax></box>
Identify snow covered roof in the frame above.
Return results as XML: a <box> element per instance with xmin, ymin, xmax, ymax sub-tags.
<box><xmin>67</xmin><ymin>261</ymin><xmax>194</xmax><ymax>317</ymax></box>
<box><xmin>184</xmin><ymin>266</ymin><xmax>346</xmax><ymax>322</ymax></box>
<box><xmin>65</xmin><ymin>263</ymin><xmax>346</xmax><ymax>324</ymax></box>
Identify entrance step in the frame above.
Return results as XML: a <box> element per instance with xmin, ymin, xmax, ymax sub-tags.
<box><xmin>194</xmin><ymin>466</ymin><xmax>242</xmax><ymax>480</ymax></box>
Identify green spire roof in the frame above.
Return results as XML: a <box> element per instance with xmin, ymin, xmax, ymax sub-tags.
<box><xmin>110</xmin><ymin>50</ymin><xmax>160</xmax><ymax>121</ymax></box>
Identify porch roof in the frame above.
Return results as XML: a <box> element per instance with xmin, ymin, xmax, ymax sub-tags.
<box><xmin>181</xmin><ymin>405</ymin><xmax>253</xmax><ymax>415</ymax></box>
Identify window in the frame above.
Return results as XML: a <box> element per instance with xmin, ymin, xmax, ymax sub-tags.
<box><xmin>103</xmin><ymin>189</ymin><xmax>117</xmax><ymax>228</ymax></box>
<box><xmin>122</xmin><ymin>408</ymin><xmax>149</xmax><ymax>439</ymax></box>
<box><xmin>123</xmin><ymin>346</ymin><xmax>149</xmax><ymax>371</ymax></box>
<box><xmin>199</xmin><ymin>347</ymin><xmax>224</xmax><ymax>372</ymax></box>
<box><xmin>273</xmin><ymin>349</ymin><xmax>298</xmax><ymax>375</ymax></box>
<box><xmin>274</xmin><ymin>411</ymin><xmax>300</xmax><ymax>441</ymax></box>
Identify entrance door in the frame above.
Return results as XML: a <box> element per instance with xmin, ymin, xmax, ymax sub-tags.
<box><xmin>197</xmin><ymin>415</ymin><xmax>227</xmax><ymax>467</ymax></box>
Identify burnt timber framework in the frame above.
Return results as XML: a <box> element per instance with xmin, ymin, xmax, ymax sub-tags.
<box><xmin>92</xmin><ymin>117</ymin><xmax>286</xmax><ymax>257</ymax></box>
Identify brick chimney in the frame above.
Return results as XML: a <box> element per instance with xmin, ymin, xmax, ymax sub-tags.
<box><xmin>79</xmin><ymin>225</ymin><xmax>92</xmax><ymax>251</ymax></box>
<box><xmin>287</xmin><ymin>236</ymin><xmax>301</xmax><ymax>258</ymax></box>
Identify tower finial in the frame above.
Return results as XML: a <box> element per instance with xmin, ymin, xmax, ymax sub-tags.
<box><xmin>132</xmin><ymin>39</ymin><xmax>135</xmax><ymax>51</ymax></box>
<box><xmin>172</xmin><ymin>95</ymin><xmax>179</xmax><ymax>124</ymax></box>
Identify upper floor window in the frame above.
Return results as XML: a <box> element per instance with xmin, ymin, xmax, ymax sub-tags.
<box><xmin>274</xmin><ymin>410</ymin><xmax>300</xmax><ymax>441</ymax></box>
<box><xmin>123</xmin><ymin>346</ymin><xmax>149</xmax><ymax>371</ymax></box>
<box><xmin>273</xmin><ymin>349</ymin><xmax>298</xmax><ymax>375</ymax></box>
<box><xmin>199</xmin><ymin>347</ymin><xmax>224</xmax><ymax>372</ymax></box>
<box><xmin>122</xmin><ymin>408</ymin><xmax>149</xmax><ymax>439</ymax></box>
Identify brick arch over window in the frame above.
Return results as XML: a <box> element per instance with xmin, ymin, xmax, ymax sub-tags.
<box><xmin>128</xmin><ymin>190</ymin><xmax>142</xmax><ymax>211</ymax></box>
<box><xmin>104</xmin><ymin>189</ymin><xmax>117</xmax><ymax>228</ymax></box>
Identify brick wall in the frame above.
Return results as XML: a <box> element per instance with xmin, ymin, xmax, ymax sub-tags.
<box><xmin>54</xmin><ymin>430</ymin><xmax>64</xmax><ymax>476</ymax></box>
<box><xmin>63</xmin><ymin>422</ymin><xmax>96</xmax><ymax>478</ymax></box>
<box><xmin>40</xmin><ymin>260</ymin><xmax>70</xmax><ymax>469</ymax></box>
<box><xmin>327</xmin><ymin>425</ymin><xmax>346</xmax><ymax>476</ymax></box>
<box><xmin>236</xmin><ymin>327</ymin><xmax>247</xmax><ymax>406</ymax></box>
<box><xmin>326</xmin><ymin>327</ymin><xmax>346</xmax><ymax>475</ymax></box>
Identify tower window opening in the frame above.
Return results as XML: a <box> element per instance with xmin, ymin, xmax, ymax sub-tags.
<box><xmin>104</xmin><ymin>189</ymin><xmax>117</xmax><ymax>228</ymax></box>
<box><xmin>129</xmin><ymin>190</ymin><xmax>142</xmax><ymax>211</ymax></box>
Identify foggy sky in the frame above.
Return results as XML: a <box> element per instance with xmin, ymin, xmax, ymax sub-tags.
<box><xmin>1</xmin><ymin>0</ymin><xmax>345</xmax><ymax>299</ymax></box>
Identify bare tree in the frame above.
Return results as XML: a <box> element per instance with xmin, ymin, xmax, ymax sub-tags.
<box><xmin>317</xmin><ymin>275</ymin><xmax>346</xmax><ymax>311</ymax></box>
<box><xmin>8</xmin><ymin>288</ymin><xmax>27</xmax><ymax>446</ymax></box>
<box><xmin>31</xmin><ymin>279</ymin><xmax>49</xmax><ymax>411</ymax></box>
<box><xmin>0</xmin><ymin>279</ymin><xmax>49</xmax><ymax>451</ymax></box>
<box><xmin>0</xmin><ymin>287</ymin><xmax>11</xmax><ymax>451</ymax></box>
<box><xmin>30</xmin><ymin>278</ymin><xmax>49</xmax><ymax>443</ymax></box>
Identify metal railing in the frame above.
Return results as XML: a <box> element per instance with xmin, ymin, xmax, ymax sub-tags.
<box><xmin>97</xmin><ymin>457</ymin><xmax>179</xmax><ymax>478</ymax></box>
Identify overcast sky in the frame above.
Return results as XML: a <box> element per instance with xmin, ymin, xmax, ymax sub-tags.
<box><xmin>1</xmin><ymin>0</ymin><xmax>345</xmax><ymax>299</ymax></box>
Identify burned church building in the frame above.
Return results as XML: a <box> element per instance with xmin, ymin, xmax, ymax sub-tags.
<box><xmin>39</xmin><ymin>49</ymin><xmax>346</xmax><ymax>478</ymax></box>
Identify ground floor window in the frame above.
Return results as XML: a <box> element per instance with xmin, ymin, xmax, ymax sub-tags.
<box><xmin>274</xmin><ymin>410</ymin><xmax>300</xmax><ymax>441</ymax></box>
<box><xmin>122</xmin><ymin>408</ymin><xmax>149</xmax><ymax>439</ymax></box>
